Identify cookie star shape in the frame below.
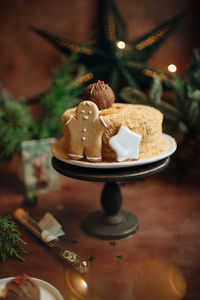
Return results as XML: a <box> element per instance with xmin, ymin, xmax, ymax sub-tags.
<box><xmin>109</xmin><ymin>126</ymin><xmax>142</xmax><ymax>162</ymax></box>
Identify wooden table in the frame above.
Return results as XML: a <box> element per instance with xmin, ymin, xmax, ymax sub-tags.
<box><xmin>0</xmin><ymin>157</ymin><xmax>200</xmax><ymax>300</ymax></box>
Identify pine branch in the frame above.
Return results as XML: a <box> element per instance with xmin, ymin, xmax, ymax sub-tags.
<box><xmin>120</xmin><ymin>47</ymin><xmax>200</xmax><ymax>146</ymax></box>
<box><xmin>149</xmin><ymin>76</ymin><xmax>162</xmax><ymax>105</ymax></box>
<box><xmin>0</xmin><ymin>56</ymin><xmax>88</xmax><ymax>161</ymax></box>
<box><xmin>37</xmin><ymin>57</ymin><xmax>86</xmax><ymax>139</ymax></box>
<box><xmin>120</xmin><ymin>78</ymin><xmax>181</xmax><ymax>121</ymax></box>
<box><xmin>120</xmin><ymin>86</ymin><xmax>148</xmax><ymax>103</ymax></box>
<box><xmin>0</xmin><ymin>89</ymin><xmax>35</xmax><ymax>161</ymax></box>
<box><xmin>0</xmin><ymin>216</ymin><xmax>26</xmax><ymax>263</ymax></box>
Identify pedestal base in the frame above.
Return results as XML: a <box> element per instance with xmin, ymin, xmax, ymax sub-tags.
<box><xmin>52</xmin><ymin>156</ymin><xmax>170</xmax><ymax>240</ymax></box>
<box><xmin>81</xmin><ymin>210</ymin><xmax>139</xmax><ymax>240</ymax></box>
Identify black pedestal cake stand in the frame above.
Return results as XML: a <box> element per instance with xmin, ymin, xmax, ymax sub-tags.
<box><xmin>52</xmin><ymin>157</ymin><xmax>170</xmax><ymax>240</ymax></box>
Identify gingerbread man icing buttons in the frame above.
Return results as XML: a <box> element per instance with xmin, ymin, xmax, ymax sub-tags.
<box><xmin>65</xmin><ymin>101</ymin><xmax>108</xmax><ymax>162</ymax></box>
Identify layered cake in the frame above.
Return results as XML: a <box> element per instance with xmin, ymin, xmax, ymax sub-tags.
<box><xmin>0</xmin><ymin>274</ymin><xmax>40</xmax><ymax>300</ymax></box>
<box><xmin>61</xmin><ymin>81</ymin><xmax>165</xmax><ymax>162</ymax></box>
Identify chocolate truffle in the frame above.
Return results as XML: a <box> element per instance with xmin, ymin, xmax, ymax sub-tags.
<box><xmin>0</xmin><ymin>274</ymin><xmax>40</xmax><ymax>300</ymax></box>
<box><xmin>82</xmin><ymin>80</ymin><xmax>115</xmax><ymax>110</ymax></box>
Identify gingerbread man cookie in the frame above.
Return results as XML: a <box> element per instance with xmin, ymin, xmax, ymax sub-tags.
<box><xmin>65</xmin><ymin>100</ymin><xmax>108</xmax><ymax>162</ymax></box>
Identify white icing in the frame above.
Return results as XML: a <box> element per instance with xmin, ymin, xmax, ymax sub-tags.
<box><xmin>65</xmin><ymin>114</ymin><xmax>73</xmax><ymax>125</ymax></box>
<box><xmin>68</xmin><ymin>153</ymin><xmax>84</xmax><ymax>158</ymax></box>
<box><xmin>100</xmin><ymin>116</ymin><xmax>108</xmax><ymax>128</ymax></box>
<box><xmin>83</xmin><ymin>116</ymin><xmax>89</xmax><ymax>120</ymax></box>
<box><xmin>86</xmin><ymin>156</ymin><xmax>102</xmax><ymax>160</ymax></box>
<box><xmin>82</xmin><ymin>128</ymin><xmax>87</xmax><ymax>132</ymax></box>
<box><xmin>81</xmin><ymin>110</ymin><xmax>85</xmax><ymax>113</ymax></box>
<box><xmin>82</xmin><ymin>137</ymin><xmax>86</xmax><ymax>141</ymax></box>
<box><xmin>86</xmin><ymin>102</ymin><xmax>91</xmax><ymax>106</ymax></box>
<box><xmin>109</xmin><ymin>126</ymin><xmax>141</xmax><ymax>162</ymax></box>
<box><xmin>89</xmin><ymin>111</ymin><xmax>92</xmax><ymax>114</ymax></box>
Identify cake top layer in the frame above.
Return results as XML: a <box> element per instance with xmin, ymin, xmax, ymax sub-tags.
<box><xmin>63</xmin><ymin>103</ymin><xmax>162</xmax><ymax>126</ymax></box>
<box><xmin>100</xmin><ymin>103</ymin><xmax>163</xmax><ymax>143</ymax></box>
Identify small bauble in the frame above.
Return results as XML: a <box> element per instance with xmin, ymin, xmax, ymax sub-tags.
<box><xmin>83</xmin><ymin>80</ymin><xmax>115</xmax><ymax>110</ymax></box>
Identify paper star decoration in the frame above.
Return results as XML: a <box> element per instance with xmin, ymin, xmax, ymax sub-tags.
<box><xmin>116</xmin><ymin>254</ymin><xmax>123</xmax><ymax>260</ymax></box>
<box><xmin>88</xmin><ymin>256</ymin><xmax>95</xmax><ymax>262</ymax></box>
<box><xmin>31</xmin><ymin>0</ymin><xmax>184</xmax><ymax>94</ymax></box>
<box><xmin>109</xmin><ymin>241</ymin><xmax>117</xmax><ymax>247</ymax></box>
<box><xmin>109</xmin><ymin>126</ymin><xmax>141</xmax><ymax>162</ymax></box>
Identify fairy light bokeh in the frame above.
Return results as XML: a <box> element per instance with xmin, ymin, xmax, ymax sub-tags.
<box><xmin>116</xmin><ymin>41</ymin><xmax>126</xmax><ymax>49</ymax></box>
<box><xmin>66</xmin><ymin>270</ymin><xmax>89</xmax><ymax>300</ymax></box>
<box><xmin>168</xmin><ymin>64</ymin><xmax>177</xmax><ymax>73</ymax></box>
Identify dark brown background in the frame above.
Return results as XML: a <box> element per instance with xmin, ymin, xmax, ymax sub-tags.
<box><xmin>0</xmin><ymin>0</ymin><xmax>200</xmax><ymax>100</ymax></box>
<box><xmin>1</xmin><ymin>2</ymin><xmax>200</xmax><ymax>298</ymax></box>
<box><xmin>0</xmin><ymin>158</ymin><xmax>200</xmax><ymax>299</ymax></box>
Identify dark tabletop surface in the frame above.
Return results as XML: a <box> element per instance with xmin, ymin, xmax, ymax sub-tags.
<box><xmin>0</xmin><ymin>156</ymin><xmax>200</xmax><ymax>300</ymax></box>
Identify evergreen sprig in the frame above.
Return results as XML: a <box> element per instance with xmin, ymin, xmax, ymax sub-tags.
<box><xmin>0</xmin><ymin>88</ymin><xmax>35</xmax><ymax>161</ymax></box>
<box><xmin>0</xmin><ymin>216</ymin><xmax>26</xmax><ymax>262</ymax></box>
<box><xmin>34</xmin><ymin>57</ymin><xmax>84</xmax><ymax>139</ymax></box>
<box><xmin>0</xmin><ymin>56</ymin><xmax>86</xmax><ymax>162</ymax></box>
<box><xmin>120</xmin><ymin>76</ymin><xmax>181</xmax><ymax>121</ymax></box>
<box><xmin>120</xmin><ymin>48</ymin><xmax>200</xmax><ymax>158</ymax></box>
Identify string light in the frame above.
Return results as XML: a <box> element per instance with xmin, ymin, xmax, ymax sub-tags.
<box><xmin>116</xmin><ymin>41</ymin><xmax>126</xmax><ymax>49</ymax></box>
<box><xmin>168</xmin><ymin>64</ymin><xmax>177</xmax><ymax>73</ymax></box>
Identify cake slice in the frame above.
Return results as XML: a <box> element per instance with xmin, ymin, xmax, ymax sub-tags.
<box><xmin>0</xmin><ymin>274</ymin><xmax>40</xmax><ymax>300</ymax></box>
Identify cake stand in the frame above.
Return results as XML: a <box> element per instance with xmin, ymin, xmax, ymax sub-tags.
<box><xmin>52</xmin><ymin>156</ymin><xmax>170</xmax><ymax>240</ymax></box>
